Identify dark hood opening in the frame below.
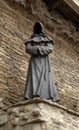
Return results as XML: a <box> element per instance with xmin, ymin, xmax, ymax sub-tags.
<box><xmin>33</xmin><ymin>22</ymin><xmax>43</xmax><ymax>34</ymax></box>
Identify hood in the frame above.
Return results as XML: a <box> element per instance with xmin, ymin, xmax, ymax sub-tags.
<box><xmin>33</xmin><ymin>21</ymin><xmax>43</xmax><ymax>34</ymax></box>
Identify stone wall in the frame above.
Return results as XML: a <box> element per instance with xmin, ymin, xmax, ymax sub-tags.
<box><xmin>0</xmin><ymin>98</ymin><xmax>79</xmax><ymax>130</ymax></box>
<box><xmin>0</xmin><ymin>0</ymin><xmax>79</xmax><ymax>112</ymax></box>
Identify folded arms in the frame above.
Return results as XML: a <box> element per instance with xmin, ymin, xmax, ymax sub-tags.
<box><xmin>25</xmin><ymin>42</ymin><xmax>53</xmax><ymax>56</ymax></box>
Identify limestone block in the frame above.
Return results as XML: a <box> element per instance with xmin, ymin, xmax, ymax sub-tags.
<box><xmin>0</xmin><ymin>115</ymin><xmax>8</xmax><ymax>126</ymax></box>
<box><xmin>10</xmin><ymin>118</ymin><xmax>19</xmax><ymax>127</ymax></box>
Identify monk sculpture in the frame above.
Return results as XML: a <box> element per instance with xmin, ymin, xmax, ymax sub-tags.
<box><xmin>24</xmin><ymin>21</ymin><xmax>60</xmax><ymax>102</ymax></box>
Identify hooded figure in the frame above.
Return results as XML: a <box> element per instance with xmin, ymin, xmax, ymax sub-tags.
<box><xmin>24</xmin><ymin>22</ymin><xmax>60</xmax><ymax>102</ymax></box>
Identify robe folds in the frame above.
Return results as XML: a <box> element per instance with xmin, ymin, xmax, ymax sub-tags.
<box><xmin>24</xmin><ymin>33</ymin><xmax>60</xmax><ymax>102</ymax></box>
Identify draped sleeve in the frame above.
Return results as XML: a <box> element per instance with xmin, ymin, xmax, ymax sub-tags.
<box><xmin>25</xmin><ymin>42</ymin><xmax>39</xmax><ymax>56</ymax></box>
<box><xmin>38</xmin><ymin>42</ymin><xmax>53</xmax><ymax>56</ymax></box>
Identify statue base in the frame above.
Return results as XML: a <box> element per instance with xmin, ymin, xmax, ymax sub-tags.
<box><xmin>0</xmin><ymin>98</ymin><xmax>79</xmax><ymax>130</ymax></box>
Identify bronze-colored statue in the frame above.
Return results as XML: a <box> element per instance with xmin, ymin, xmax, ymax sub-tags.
<box><xmin>24</xmin><ymin>21</ymin><xmax>60</xmax><ymax>102</ymax></box>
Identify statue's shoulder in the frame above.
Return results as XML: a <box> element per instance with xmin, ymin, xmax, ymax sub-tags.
<box><xmin>24</xmin><ymin>33</ymin><xmax>54</xmax><ymax>45</ymax></box>
<box><xmin>43</xmin><ymin>33</ymin><xmax>54</xmax><ymax>45</ymax></box>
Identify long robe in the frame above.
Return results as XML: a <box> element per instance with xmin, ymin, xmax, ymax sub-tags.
<box><xmin>24</xmin><ymin>33</ymin><xmax>60</xmax><ymax>102</ymax></box>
